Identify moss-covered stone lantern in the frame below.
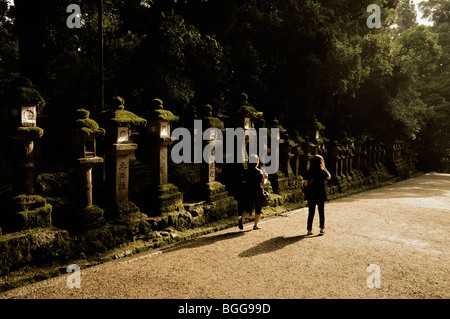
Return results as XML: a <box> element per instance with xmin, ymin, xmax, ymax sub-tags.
<box><xmin>71</xmin><ymin>109</ymin><xmax>105</xmax><ymax>208</ymax></box>
<box><xmin>7</xmin><ymin>77</ymin><xmax>45</xmax><ymax>194</ymax></box>
<box><xmin>300</xmin><ymin>115</ymin><xmax>326</xmax><ymax>155</ymax></box>
<box><xmin>197</xmin><ymin>104</ymin><xmax>224</xmax><ymax>185</ymax></box>
<box><xmin>328</xmin><ymin>141</ymin><xmax>342</xmax><ymax>179</ymax></box>
<box><xmin>197</xmin><ymin>104</ymin><xmax>235</xmax><ymax>206</ymax></box>
<box><xmin>99</xmin><ymin>96</ymin><xmax>147</xmax><ymax>203</ymax></box>
<box><xmin>338</xmin><ymin>132</ymin><xmax>353</xmax><ymax>177</ymax></box>
<box><xmin>144</xmin><ymin>98</ymin><xmax>184</xmax><ymax>215</ymax></box>
<box><xmin>292</xmin><ymin>131</ymin><xmax>305</xmax><ymax>177</ymax></box>
<box><xmin>268</xmin><ymin>119</ymin><xmax>289</xmax><ymax>194</ymax></box>
<box><xmin>145</xmin><ymin>98</ymin><xmax>179</xmax><ymax>185</ymax></box>
<box><xmin>299</xmin><ymin>136</ymin><xmax>316</xmax><ymax>173</ymax></box>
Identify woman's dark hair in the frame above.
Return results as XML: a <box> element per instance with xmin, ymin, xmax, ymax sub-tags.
<box><xmin>310</xmin><ymin>155</ymin><xmax>324</xmax><ymax>171</ymax></box>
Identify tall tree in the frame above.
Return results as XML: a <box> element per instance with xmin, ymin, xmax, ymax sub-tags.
<box><xmin>415</xmin><ymin>0</ymin><xmax>450</xmax><ymax>171</ymax></box>
<box><xmin>396</xmin><ymin>0</ymin><xmax>418</xmax><ymax>33</ymax></box>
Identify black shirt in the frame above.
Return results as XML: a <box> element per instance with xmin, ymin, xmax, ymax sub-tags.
<box><xmin>245</xmin><ymin>167</ymin><xmax>265</xmax><ymax>200</ymax></box>
<box><xmin>304</xmin><ymin>168</ymin><xmax>330</xmax><ymax>202</ymax></box>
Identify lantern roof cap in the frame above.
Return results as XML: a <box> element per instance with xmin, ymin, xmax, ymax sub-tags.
<box><xmin>300</xmin><ymin>114</ymin><xmax>326</xmax><ymax>131</ymax></box>
<box><xmin>145</xmin><ymin>98</ymin><xmax>179</xmax><ymax>122</ymax></box>
<box><xmin>99</xmin><ymin>96</ymin><xmax>147</xmax><ymax>127</ymax></box>
<box><xmin>73</xmin><ymin>108</ymin><xmax>105</xmax><ymax>137</ymax></box>
<box><xmin>237</xmin><ymin>93</ymin><xmax>263</xmax><ymax>119</ymax></box>
<box><xmin>6</xmin><ymin>76</ymin><xmax>45</xmax><ymax>107</ymax></box>
<box><xmin>199</xmin><ymin>104</ymin><xmax>224</xmax><ymax>129</ymax></box>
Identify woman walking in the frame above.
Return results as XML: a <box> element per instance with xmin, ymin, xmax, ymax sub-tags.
<box><xmin>238</xmin><ymin>154</ymin><xmax>268</xmax><ymax>230</ymax></box>
<box><xmin>303</xmin><ymin>154</ymin><xmax>331</xmax><ymax>235</ymax></box>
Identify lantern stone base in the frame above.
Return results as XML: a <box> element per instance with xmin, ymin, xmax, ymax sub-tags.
<box><xmin>0</xmin><ymin>228</ymin><xmax>71</xmax><ymax>277</ymax></box>
<box><xmin>269</xmin><ymin>171</ymin><xmax>289</xmax><ymax>194</ymax></box>
<box><xmin>95</xmin><ymin>200</ymin><xmax>151</xmax><ymax>243</ymax></box>
<box><xmin>331</xmin><ymin>174</ymin><xmax>350</xmax><ymax>193</ymax></box>
<box><xmin>147</xmin><ymin>183</ymin><xmax>184</xmax><ymax>216</ymax></box>
<box><xmin>69</xmin><ymin>205</ymin><xmax>107</xmax><ymax>232</ymax></box>
<box><xmin>193</xmin><ymin>181</ymin><xmax>239</xmax><ymax>222</ymax></box>
<box><xmin>190</xmin><ymin>181</ymin><xmax>230</xmax><ymax>203</ymax></box>
<box><xmin>287</xmin><ymin>174</ymin><xmax>302</xmax><ymax>189</ymax></box>
<box><xmin>0</xmin><ymin>194</ymin><xmax>52</xmax><ymax>234</ymax></box>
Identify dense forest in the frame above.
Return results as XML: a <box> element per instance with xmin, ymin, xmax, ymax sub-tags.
<box><xmin>0</xmin><ymin>0</ymin><xmax>449</xmax><ymax>172</ymax></box>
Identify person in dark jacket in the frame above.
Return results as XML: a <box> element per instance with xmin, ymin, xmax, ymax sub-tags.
<box><xmin>238</xmin><ymin>154</ymin><xmax>268</xmax><ymax>230</ymax></box>
<box><xmin>303</xmin><ymin>154</ymin><xmax>331</xmax><ymax>235</ymax></box>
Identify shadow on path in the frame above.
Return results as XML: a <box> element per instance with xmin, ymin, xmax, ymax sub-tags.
<box><xmin>163</xmin><ymin>229</ymin><xmax>250</xmax><ymax>253</ymax></box>
<box><xmin>238</xmin><ymin>234</ymin><xmax>322</xmax><ymax>258</ymax></box>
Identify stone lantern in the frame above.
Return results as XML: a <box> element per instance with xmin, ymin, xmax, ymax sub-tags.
<box><xmin>338</xmin><ymin>132</ymin><xmax>352</xmax><ymax>177</ymax></box>
<box><xmin>71</xmin><ymin>109</ymin><xmax>105</xmax><ymax>208</ymax></box>
<box><xmin>300</xmin><ymin>136</ymin><xmax>316</xmax><ymax>173</ymax></box>
<box><xmin>328</xmin><ymin>141</ymin><xmax>342</xmax><ymax>179</ymax></box>
<box><xmin>268</xmin><ymin>119</ymin><xmax>289</xmax><ymax>194</ymax></box>
<box><xmin>234</xmin><ymin>93</ymin><xmax>257</xmax><ymax>130</ymax></box>
<box><xmin>186</xmin><ymin>103</ymin><xmax>239</xmax><ymax>220</ymax></box>
<box><xmin>292</xmin><ymin>131</ymin><xmax>305</xmax><ymax>177</ymax></box>
<box><xmin>1</xmin><ymin>77</ymin><xmax>53</xmax><ymax>233</ymax></box>
<box><xmin>145</xmin><ymin>98</ymin><xmax>179</xmax><ymax>185</ymax></box>
<box><xmin>279</xmin><ymin>130</ymin><xmax>301</xmax><ymax>190</ymax></box>
<box><xmin>279</xmin><ymin>131</ymin><xmax>295</xmax><ymax>177</ymax></box>
<box><xmin>300</xmin><ymin>115</ymin><xmax>326</xmax><ymax>155</ymax></box>
<box><xmin>7</xmin><ymin>77</ymin><xmax>45</xmax><ymax>194</ymax></box>
<box><xmin>99</xmin><ymin>96</ymin><xmax>147</xmax><ymax>204</ymax></box>
<box><xmin>144</xmin><ymin>98</ymin><xmax>184</xmax><ymax>215</ymax></box>
<box><xmin>197</xmin><ymin>104</ymin><xmax>224</xmax><ymax>185</ymax></box>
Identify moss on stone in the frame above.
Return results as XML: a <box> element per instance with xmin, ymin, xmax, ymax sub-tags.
<box><xmin>73</xmin><ymin>109</ymin><xmax>106</xmax><ymax>137</ymax></box>
<box><xmin>4</xmin><ymin>77</ymin><xmax>45</xmax><ymax>113</ymax></box>
<box><xmin>76</xmin><ymin>156</ymin><xmax>104</xmax><ymax>167</ymax></box>
<box><xmin>0</xmin><ymin>228</ymin><xmax>71</xmax><ymax>277</ymax></box>
<box><xmin>203</xmin><ymin>116</ymin><xmax>224</xmax><ymax>130</ymax></box>
<box><xmin>74</xmin><ymin>205</ymin><xmax>106</xmax><ymax>231</ymax></box>
<box><xmin>8</xmin><ymin>195</ymin><xmax>52</xmax><ymax>231</ymax></box>
<box><xmin>13</xmin><ymin>194</ymin><xmax>47</xmax><ymax>210</ymax></box>
<box><xmin>237</xmin><ymin>93</ymin><xmax>264</xmax><ymax>118</ymax></box>
<box><xmin>100</xmin><ymin>109</ymin><xmax>147</xmax><ymax>127</ymax></box>
<box><xmin>9</xmin><ymin>86</ymin><xmax>45</xmax><ymax>107</ymax></box>
<box><xmin>99</xmin><ymin>97</ymin><xmax>147</xmax><ymax>128</ymax></box>
<box><xmin>145</xmin><ymin>98</ymin><xmax>179</xmax><ymax>122</ymax></box>
<box><xmin>8</xmin><ymin>126</ymin><xmax>44</xmax><ymax>140</ymax></box>
<box><xmin>15</xmin><ymin>87</ymin><xmax>45</xmax><ymax>105</ymax></box>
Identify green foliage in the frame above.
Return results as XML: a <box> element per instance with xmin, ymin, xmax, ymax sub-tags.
<box><xmin>1</xmin><ymin>0</ymin><xmax>448</xmax><ymax>171</ymax></box>
<box><xmin>396</xmin><ymin>0</ymin><xmax>418</xmax><ymax>33</ymax></box>
<box><xmin>415</xmin><ymin>0</ymin><xmax>450</xmax><ymax>171</ymax></box>
<box><xmin>0</xmin><ymin>0</ymin><xmax>18</xmax><ymax>89</ymax></box>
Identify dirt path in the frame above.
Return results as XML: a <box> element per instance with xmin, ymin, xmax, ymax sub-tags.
<box><xmin>1</xmin><ymin>173</ymin><xmax>449</xmax><ymax>299</ymax></box>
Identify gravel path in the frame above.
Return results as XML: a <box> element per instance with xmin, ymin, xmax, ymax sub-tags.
<box><xmin>1</xmin><ymin>172</ymin><xmax>449</xmax><ymax>299</ymax></box>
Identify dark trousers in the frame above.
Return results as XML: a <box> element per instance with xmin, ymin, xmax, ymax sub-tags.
<box><xmin>307</xmin><ymin>200</ymin><xmax>325</xmax><ymax>230</ymax></box>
